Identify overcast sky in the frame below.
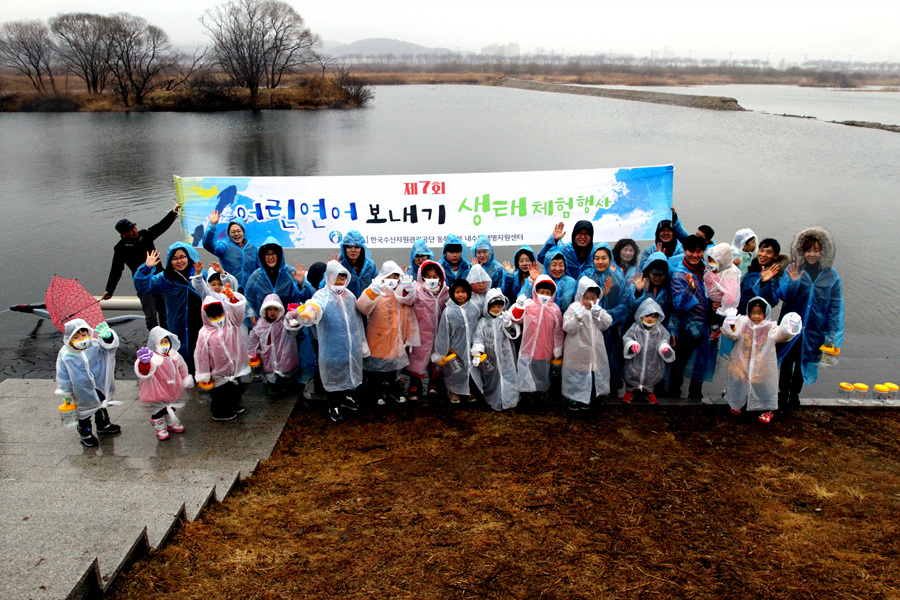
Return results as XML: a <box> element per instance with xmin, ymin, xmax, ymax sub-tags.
<box><xmin>7</xmin><ymin>0</ymin><xmax>900</xmax><ymax>62</ymax></box>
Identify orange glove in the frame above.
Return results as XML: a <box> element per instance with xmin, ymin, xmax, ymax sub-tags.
<box><xmin>224</xmin><ymin>283</ymin><xmax>236</xmax><ymax>302</ymax></box>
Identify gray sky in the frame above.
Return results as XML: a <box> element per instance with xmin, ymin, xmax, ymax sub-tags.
<box><xmin>8</xmin><ymin>0</ymin><xmax>900</xmax><ymax>62</ymax></box>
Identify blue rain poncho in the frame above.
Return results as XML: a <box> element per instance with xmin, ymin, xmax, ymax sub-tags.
<box><xmin>55</xmin><ymin>319</ymin><xmax>119</xmax><ymax>419</ymax></box>
<box><xmin>775</xmin><ymin>226</ymin><xmax>844</xmax><ymax>385</ymax></box>
<box><xmin>339</xmin><ymin>230</ymin><xmax>378</xmax><ymax>299</ymax></box>
<box><xmin>244</xmin><ymin>237</ymin><xmax>313</xmax><ymax>318</ymax></box>
<box><xmin>629</xmin><ymin>251</ymin><xmax>673</xmax><ymax>327</ymax></box>
<box><xmin>407</xmin><ymin>238</ymin><xmax>435</xmax><ymax>278</ymax></box>
<box><xmin>304</xmin><ymin>261</ymin><xmax>370</xmax><ymax>392</ymax></box>
<box><xmin>561</xmin><ymin>277</ymin><xmax>613</xmax><ymax>404</ymax></box>
<box><xmin>520</xmin><ymin>249</ymin><xmax>577</xmax><ymax>311</ymax></box>
<box><xmin>669</xmin><ymin>254</ymin><xmax>718</xmax><ymax>382</ymax></box>
<box><xmin>469</xmin><ymin>234</ymin><xmax>506</xmax><ymax>288</ymax></box>
<box><xmin>439</xmin><ymin>234</ymin><xmax>471</xmax><ymax>286</ymax></box>
<box><xmin>432</xmin><ymin>279</ymin><xmax>481</xmax><ymax>395</ymax></box>
<box><xmin>502</xmin><ymin>245</ymin><xmax>536</xmax><ymax>303</ymax></box>
<box><xmin>536</xmin><ymin>219</ymin><xmax>595</xmax><ymax>279</ymax></box>
<box><xmin>202</xmin><ymin>216</ymin><xmax>258</xmax><ymax>290</ymax></box>
<box><xmin>639</xmin><ymin>220</ymin><xmax>684</xmax><ymax>265</ymax></box>
<box><xmin>134</xmin><ymin>242</ymin><xmax>204</xmax><ymax>370</ymax></box>
<box><xmin>580</xmin><ymin>243</ymin><xmax>632</xmax><ymax>327</ymax></box>
<box><xmin>731</xmin><ymin>228</ymin><xmax>757</xmax><ymax>280</ymax></box>
<box><xmin>622</xmin><ymin>298</ymin><xmax>675</xmax><ymax>391</ymax></box>
<box><xmin>466</xmin><ymin>264</ymin><xmax>492</xmax><ymax>314</ymax></box>
<box><xmin>722</xmin><ymin>297</ymin><xmax>802</xmax><ymax>411</ymax></box>
<box><xmin>471</xmin><ymin>289</ymin><xmax>520</xmax><ymax>411</ymax></box>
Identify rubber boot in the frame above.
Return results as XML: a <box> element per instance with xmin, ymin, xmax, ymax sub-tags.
<box><xmin>164</xmin><ymin>409</ymin><xmax>185</xmax><ymax>433</ymax></box>
<box><xmin>94</xmin><ymin>408</ymin><xmax>121</xmax><ymax>435</ymax></box>
<box><xmin>151</xmin><ymin>416</ymin><xmax>170</xmax><ymax>440</ymax></box>
<box><xmin>77</xmin><ymin>418</ymin><xmax>99</xmax><ymax>447</ymax></box>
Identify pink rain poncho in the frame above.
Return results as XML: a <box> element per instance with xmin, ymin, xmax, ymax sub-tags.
<box><xmin>249</xmin><ymin>294</ymin><xmax>300</xmax><ymax>379</ymax></box>
<box><xmin>407</xmin><ymin>260</ymin><xmax>449</xmax><ymax>376</ymax></box>
<box><xmin>561</xmin><ymin>277</ymin><xmax>613</xmax><ymax>404</ymax></box>
<box><xmin>135</xmin><ymin>327</ymin><xmax>193</xmax><ymax>409</ymax></box>
<box><xmin>512</xmin><ymin>274</ymin><xmax>564</xmax><ymax>393</ymax></box>
<box><xmin>703</xmin><ymin>243</ymin><xmax>741</xmax><ymax>316</ymax></box>
<box><xmin>193</xmin><ymin>294</ymin><xmax>251</xmax><ymax>387</ymax></box>
<box><xmin>356</xmin><ymin>261</ymin><xmax>420</xmax><ymax>372</ymax></box>
<box><xmin>622</xmin><ymin>298</ymin><xmax>676</xmax><ymax>391</ymax></box>
<box><xmin>471</xmin><ymin>289</ymin><xmax>521</xmax><ymax>411</ymax></box>
<box><xmin>722</xmin><ymin>297</ymin><xmax>802</xmax><ymax>411</ymax></box>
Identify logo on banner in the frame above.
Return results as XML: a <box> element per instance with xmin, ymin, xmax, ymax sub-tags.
<box><xmin>329</xmin><ymin>231</ymin><xmax>343</xmax><ymax>245</ymax></box>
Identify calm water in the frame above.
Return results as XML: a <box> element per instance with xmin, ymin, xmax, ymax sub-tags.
<box><xmin>1</xmin><ymin>84</ymin><xmax>899</xmax><ymax>374</ymax></box>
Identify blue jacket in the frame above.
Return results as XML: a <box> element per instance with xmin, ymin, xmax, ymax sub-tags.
<box><xmin>578</xmin><ymin>243</ymin><xmax>632</xmax><ymax>327</ymax></box>
<box><xmin>244</xmin><ymin>237</ymin><xmax>313</xmax><ymax>318</ymax></box>
<box><xmin>439</xmin><ymin>234</ymin><xmax>471</xmax><ymax>286</ymax></box>
<box><xmin>537</xmin><ymin>236</ymin><xmax>594</xmax><ymax>280</ymax></box>
<box><xmin>502</xmin><ymin>245</ymin><xmax>536</xmax><ymax>303</ymax></box>
<box><xmin>202</xmin><ymin>217</ymin><xmax>258</xmax><ymax>290</ymax></box>
<box><xmin>521</xmin><ymin>249</ymin><xmax>577</xmax><ymax>311</ymax></box>
<box><xmin>468</xmin><ymin>234</ymin><xmax>506</xmax><ymax>289</ymax></box>
<box><xmin>339</xmin><ymin>230</ymin><xmax>378</xmax><ymax>299</ymax></box>
<box><xmin>406</xmin><ymin>238</ymin><xmax>435</xmax><ymax>278</ymax></box>
<box><xmin>668</xmin><ymin>255</ymin><xmax>717</xmax><ymax>382</ymax></box>
<box><xmin>134</xmin><ymin>242</ymin><xmax>204</xmax><ymax>369</ymax></box>
<box><xmin>631</xmin><ymin>251</ymin><xmax>674</xmax><ymax>328</ymax></box>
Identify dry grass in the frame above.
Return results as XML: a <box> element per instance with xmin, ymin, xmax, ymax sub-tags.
<box><xmin>108</xmin><ymin>404</ymin><xmax>900</xmax><ymax>600</ymax></box>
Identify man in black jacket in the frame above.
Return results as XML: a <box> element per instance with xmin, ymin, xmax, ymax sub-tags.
<box><xmin>102</xmin><ymin>206</ymin><xmax>180</xmax><ymax>330</ymax></box>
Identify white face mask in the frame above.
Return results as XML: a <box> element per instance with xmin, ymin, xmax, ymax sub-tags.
<box><xmin>331</xmin><ymin>284</ymin><xmax>346</xmax><ymax>294</ymax></box>
<box><xmin>157</xmin><ymin>341</ymin><xmax>171</xmax><ymax>355</ymax></box>
<box><xmin>424</xmin><ymin>278</ymin><xmax>440</xmax><ymax>290</ymax></box>
<box><xmin>208</xmin><ymin>315</ymin><xmax>225</xmax><ymax>327</ymax></box>
<box><xmin>537</xmin><ymin>294</ymin><xmax>552</xmax><ymax>304</ymax></box>
<box><xmin>383</xmin><ymin>278</ymin><xmax>399</xmax><ymax>290</ymax></box>
<box><xmin>71</xmin><ymin>337</ymin><xmax>91</xmax><ymax>350</ymax></box>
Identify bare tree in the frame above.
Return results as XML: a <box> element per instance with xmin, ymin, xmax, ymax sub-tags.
<box><xmin>311</xmin><ymin>51</ymin><xmax>339</xmax><ymax>78</ymax></box>
<box><xmin>50</xmin><ymin>13</ymin><xmax>113</xmax><ymax>94</ymax></box>
<box><xmin>106</xmin><ymin>13</ymin><xmax>179</xmax><ymax>105</ymax></box>
<box><xmin>162</xmin><ymin>45</ymin><xmax>208</xmax><ymax>91</ymax></box>
<box><xmin>201</xmin><ymin>0</ymin><xmax>319</xmax><ymax>97</ymax></box>
<box><xmin>0</xmin><ymin>20</ymin><xmax>57</xmax><ymax>93</ymax></box>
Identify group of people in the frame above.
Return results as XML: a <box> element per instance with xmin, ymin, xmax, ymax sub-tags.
<box><xmin>55</xmin><ymin>208</ymin><xmax>844</xmax><ymax>446</ymax></box>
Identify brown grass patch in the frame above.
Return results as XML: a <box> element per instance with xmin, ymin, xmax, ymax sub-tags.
<box><xmin>108</xmin><ymin>405</ymin><xmax>900</xmax><ymax>599</ymax></box>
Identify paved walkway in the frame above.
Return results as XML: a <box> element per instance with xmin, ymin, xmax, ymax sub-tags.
<box><xmin>0</xmin><ymin>379</ymin><xmax>295</xmax><ymax>600</ymax></box>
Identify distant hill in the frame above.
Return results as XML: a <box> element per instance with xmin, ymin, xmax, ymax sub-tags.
<box><xmin>321</xmin><ymin>38</ymin><xmax>454</xmax><ymax>57</ymax></box>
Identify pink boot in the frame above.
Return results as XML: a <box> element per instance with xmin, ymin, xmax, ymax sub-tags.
<box><xmin>165</xmin><ymin>410</ymin><xmax>185</xmax><ymax>434</ymax></box>
<box><xmin>151</xmin><ymin>416</ymin><xmax>170</xmax><ymax>440</ymax></box>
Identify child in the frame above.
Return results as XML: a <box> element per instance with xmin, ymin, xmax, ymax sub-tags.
<box><xmin>249</xmin><ymin>293</ymin><xmax>301</xmax><ymax>398</ymax></box>
<box><xmin>469</xmin><ymin>234</ymin><xmax>506</xmax><ymax>288</ymax></box>
<box><xmin>432</xmin><ymin>278</ymin><xmax>481</xmax><ymax>403</ymax></box>
<box><xmin>357</xmin><ymin>261</ymin><xmax>420</xmax><ymax>405</ymax></box>
<box><xmin>55</xmin><ymin>319</ymin><xmax>121</xmax><ymax>447</ymax></box>
<box><xmin>470</xmin><ymin>289</ymin><xmax>520</xmax><ymax>411</ymax></box>
<box><xmin>622</xmin><ymin>298</ymin><xmax>675</xmax><ymax>404</ymax></box>
<box><xmin>703</xmin><ymin>243</ymin><xmax>741</xmax><ymax>316</ymax></box>
<box><xmin>135</xmin><ymin>327</ymin><xmax>193</xmax><ymax>439</ymax></box>
<box><xmin>722</xmin><ymin>297</ymin><xmax>802</xmax><ymax>423</ymax></box>
<box><xmin>466</xmin><ymin>264</ymin><xmax>492</xmax><ymax>314</ymax></box>
<box><xmin>407</xmin><ymin>238</ymin><xmax>434</xmax><ymax>278</ymax></box>
<box><xmin>520</xmin><ymin>249</ymin><xmax>577</xmax><ymax>311</ymax></box>
<box><xmin>190</xmin><ymin>260</ymin><xmax>239</xmax><ymax>302</ymax></box>
<box><xmin>561</xmin><ymin>277</ymin><xmax>613</xmax><ymax>412</ymax></box>
<box><xmin>512</xmin><ymin>275</ymin><xmax>564</xmax><ymax>408</ymax></box>
<box><xmin>194</xmin><ymin>287</ymin><xmax>250</xmax><ymax>421</ymax></box>
<box><xmin>439</xmin><ymin>234</ymin><xmax>471</xmax><ymax>286</ymax></box>
<box><xmin>301</xmin><ymin>260</ymin><xmax>369</xmax><ymax>422</ymax></box>
<box><xmin>731</xmin><ymin>228</ymin><xmax>757</xmax><ymax>280</ymax></box>
<box><xmin>406</xmin><ymin>260</ymin><xmax>449</xmax><ymax>401</ymax></box>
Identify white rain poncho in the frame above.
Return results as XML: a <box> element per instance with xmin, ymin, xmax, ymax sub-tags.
<box><xmin>55</xmin><ymin>318</ymin><xmax>118</xmax><ymax>419</ymax></box>
<box><xmin>407</xmin><ymin>260</ymin><xmax>449</xmax><ymax>375</ymax></box>
<box><xmin>471</xmin><ymin>289</ymin><xmax>521</xmax><ymax>411</ymax></box>
<box><xmin>561</xmin><ymin>277</ymin><xmax>613</xmax><ymax>404</ymax></box>
<box><xmin>356</xmin><ymin>261</ymin><xmax>420</xmax><ymax>372</ymax></box>
<box><xmin>135</xmin><ymin>327</ymin><xmax>193</xmax><ymax>409</ymax></box>
<box><xmin>512</xmin><ymin>274</ymin><xmax>564</xmax><ymax>393</ymax></box>
<box><xmin>465</xmin><ymin>264</ymin><xmax>492</xmax><ymax>314</ymax></box>
<box><xmin>703</xmin><ymin>243</ymin><xmax>741</xmax><ymax>315</ymax></box>
<box><xmin>432</xmin><ymin>279</ymin><xmax>481</xmax><ymax>395</ymax></box>
<box><xmin>722</xmin><ymin>297</ymin><xmax>802</xmax><ymax>411</ymax></box>
<box><xmin>191</xmin><ymin>269</ymin><xmax>239</xmax><ymax>303</ymax></box>
<box><xmin>731</xmin><ymin>228</ymin><xmax>757</xmax><ymax>279</ymax></box>
<box><xmin>305</xmin><ymin>260</ymin><xmax>370</xmax><ymax>392</ymax></box>
<box><xmin>249</xmin><ymin>294</ymin><xmax>301</xmax><ymax>379</ymax></box>
<box><xmin>622</xmin><ymin>298</ymin><xmax>675</xmax><ymax>391</ymax></box>
<box><xmin>193</xmin><ymin>293</ymin><xmax>251</xmax><ymax>387</ymax></box>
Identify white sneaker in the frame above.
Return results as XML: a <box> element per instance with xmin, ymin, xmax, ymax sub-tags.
<box><xmin>165</xmin><ymin>411</ymin><xmax>185</xmax><ymax>433</ymax></box>
<box><xmin>376</xmin><ymin>398</ymin><xmax>386</xmax><ymax>406</ymax></box>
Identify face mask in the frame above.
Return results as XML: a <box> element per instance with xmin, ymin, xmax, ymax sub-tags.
<box><xmin>331</xmin><ymin>285</ymin><xmax>346</xmax><ymax>294</ymax></box>
<box><xmin>208</xmin><ymin>315</ymin><xmax>225</xmax><ymax>327</ymax></box>
<box><xmin>71</xmin><ymin>338</ymin><xmax>91</xmax><ymax>350</ymax></box>
<box><xmin>157</xmin><ymin>341</ymin><xmax>171</xmax><ymax>355</ymax></box>
<box><xmin>424</xmin><ymin>278</ymin><xmax>440</xmax><ymax>290</ymax></box>
<box><xmin>383</xmin><ymin>279</ymin><xmax>399</xmax><ymax>290</ymax></box>
<box><xmin>706</xmin><ymin>260</ymin><xmax>718</xmax><ymax>273</ymax></box>
<box><xmin>641</xmin><ymin>316</ymin><xmax>658</xmax><ymax>328</ymax></box>
<box><xmin>489</xmin><ymin>306</ymin><xmax>503</xmax><ymax>316</ymax></box>
<box><xmin>537</xmin><ymin>294</ymin><xmax>552</xmax><ymax>304</ymax></box>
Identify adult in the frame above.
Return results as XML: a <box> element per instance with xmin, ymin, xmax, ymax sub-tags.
<box><xmin>671</xmin><ymin>208</ymin><xmax>715</xmax><ymax>246</ymax></box>
<box><xmin>338</xmin><ymin>230</ymin><xmax>378</xmax><ymax>300</ymax></box>
<box><xmin>774</xmin><ymin>227</ymin><xmax>844</xmax><ymax>411</ymax></box>
<box><xmin>102</xmin><ymin>207</ymin><xmax>180</xmax><ymax>330</ymax></box>
<box><xmin>407</xmin><ymin>238</ymin><xmax>435</xmax><ymax>278</ymax></box>
<box><xmin>612</xmin><ymin>238</ymin><xmax>642</xmax><ymax>283</ymax></box>
<box><xmin>739</xmin><ymin>238</ymin><xmax>789</xmax><ymax>313</ymax></box>
<box><xmin>134</xmin><ymin>243</ymin><xmax>204</xmax><ymax>371</ymax></box>
<box><xmin>501</xmin><ymin>245</ymin><xmax>537</xmax><ymax>304</ymax></box>
<box><xmin>639</xmin><ymin>219</ymin><xmax>683</xmax><ymax>265</ymax></box>
<box><xmin>439</xmin><ymin>234</ymin><xmax>471</xmax><ymax>286</ymax></box>
<box><xmin>667</xmin><ymin>235</ymin><xmax>716</xmax><ymax>399</ymax></box>
<box><xmin>631</xmin><ymin>251</ymin><xmax>673</xmax><ymax>327</ymax></box>
<box><xmin>537</xmin><ymin>220</ymin><xmax>595</xmax><ymax>280</ymax></box>
<box><xmin>203</xmin><ymin>210</ymin><xmax>258</xmax><ymax>291</ymax></box>
<box><xmin>469</xmin><ymin>234</ymin><xmax>506</xmax><ymax>289</ymax></box>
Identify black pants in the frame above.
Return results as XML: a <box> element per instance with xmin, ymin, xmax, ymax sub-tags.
<box><xmin>668</xmin><ymin>332</ymin><xmax>704</xmax><ymax>398</ymax></box>
<box><xmin>138</xmin><ymin>292</ymin><xmax>167</xmax><ymax>331</ymax></box>
<box><xmin>778</xmin><ymin>336</ymin><xmax>804</xmax><ymax>410</ymax></box>
<box><xmin>210</xmin><ymin>380</ymin><xmax>244</xmax><ymax>416</ymax></box>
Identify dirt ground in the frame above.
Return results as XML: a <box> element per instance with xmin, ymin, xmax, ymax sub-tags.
<box><xmin>109</xmin><ymin>401</ymin><xmax>900</xmax><ymax>600</ymax></box>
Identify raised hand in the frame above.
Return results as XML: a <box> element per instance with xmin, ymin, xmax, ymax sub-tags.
<box><xmin>293</xmin><ymin>263</ymin><xmax>306</xmax><ymax>284</ymax></box>
<box><xmin>137</xmin><ymin>347</ymin><xmax>153</xmax><ymax>364</ymax></box>
<box><xmin>552</xmin><ymin>221</ymin><xmax>566</xmax><ymax>242</ymax></box>
<box><xmin>209</xmin><ymin>261</ymin><xmax>225</xmax><ymax>274</ymax></box>
<box><xmin>145</xmin><ymin>249</ymin><xmax>160</xmax><ymax>268</ymax></box>
<box><xmin>528</xmin><ymin>262</ymin><xmax>542</xmax><ymax>283</ymax></box>
<box><xmin>328</xmin><ymin>252</ymin><xmax>340</xmax><ymax>263</ymax></box>
<box><xmin>502</xmin><ymin>260</ymin><xmax>514</xmax><ymax>274</ymax></box>
<box><xmin>574</xmin><ymin>304</ymin><xmax>585</xmax><ymax>318</ymax></box>
<box><xmin>633</xmin><ymin>273</ymin><xmax>646</xmax><ymax>293</ymax></box>
<box><xmin>603</xmin><ymin>276</ymin><xmax>613</xmax><ymax>297</ymax></box>
<box><xmin>590</xmin><ymin>299</ymin><xmax>603</xmax><ymax>315</ymax></box>
<box><xmin>786</xmin><ymin>263</ymin><xmax>803</xmax><ymax>282</ymax></box>
<box><xmin>209</xmin><ymin>209</ymin><xmax>219</xmax><ymax>225</ymax></box>
<box><xmin>224</xmin><ymin>283</ymin><xmax>235</xmax><ymax>300</ymax></box>
<box><xmin>686</xmin><ymin>274</ymin><xmax>696</xmax><ymax>292</ymax></box>
<box><xmin>193</xmin><ymin>260</ymin><xmax>203</xmax><ymax>274</ymax></box>
<box><xmin>656</xmin><ymin>242</ymin><xmax>663</xmax><ymax>253</ymax></box>
<box><xmin>759</xmin><ymin>263</ymin><xmax>779</xmax><ymax>283</ymax></box>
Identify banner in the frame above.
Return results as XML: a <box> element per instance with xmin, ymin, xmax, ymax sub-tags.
<box><xmin>174</xmin><ymin>165</ymin><xmax>673</xmax><ymax>249</ymax></box>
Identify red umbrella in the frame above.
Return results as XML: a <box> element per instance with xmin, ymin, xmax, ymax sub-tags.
<box><xmin>44</xmin><ymin>276</ymin><xmax>106</xmax><ymax>333</ymax></box>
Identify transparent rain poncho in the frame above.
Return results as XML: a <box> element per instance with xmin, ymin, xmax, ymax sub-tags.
<box><xmin>249</xmin><ymin>294</ymin><xmax>301</xmax><ymax>378</ymax></box>
<box><xmin>703</xmin><ymin>243</ymin><xmax>741</xmax><ymax>315</ymax></box>
<box><xmin>432</xmin><ymin>279</ymin><xmax>481</xmax><ymax>395</ymax></box>
<box><xmin>513</xmin><ymin>274</ymin><xmax>564</xmax><ymax>393</ymax></box>
<box><xmin>731</xmin><ymin>228</ymin><xmax>757</xmax><ymax>279</ymax></box>
<box><xmin>193</xmin><ymin>294</ymin><xmax>251</xmax><ymax>387</ymax></box>
<box><xmin>407</xmin><ymin>260</ymin><xmax>449</xmax><ymax>376</ymax></box>
<box><xmin>191</xmin><ymin>269</ymin><xmax>239</xmax><ymax>303</ymax></box>
<box><xmin>356</xmin><ymin>261</ymin><xmax>420</xmax><ymax>373</ymax></box>
<box><xmin>55</xmin><ymin>318</ymin><xmax>119</xmax><ymax>419</ymax></box>
<box><xmin>466</xmin><ymin>263</ymin><xmax>492</xmax><ymax>314</ymax></box>
<box><xmin>135</xmin><ymin>326</ymin><xmax>193</xmax><ymax>409</ymax></box>
<box><xmin>561</xmin><ymin>277</ymin><xmax>613</xmax><ymax>403</ymax></box>
<box><xmin>304</xmin><ymin>260</ymin><xmax>370</xmax><ymax>392</ymax></box>
<box><xmin>722</xmin><ymin>297</ymin><xmax>802</xmax><ymax>411</ymax></box>
<box><xmin>622</xmin><ymin>298</ymin><xmax>675</xmax><ymax>391</ymax></box>
<box><xmin>471</xmin><ymin>289</ymin><xmax>521</xmax><ymax>411</ymax></box>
